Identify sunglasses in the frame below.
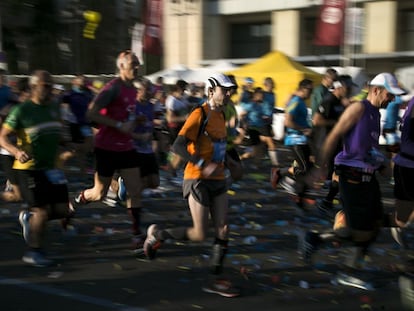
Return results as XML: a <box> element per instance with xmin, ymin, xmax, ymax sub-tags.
<box><xmin>219</xmin><ymin>86</ymin><xmax>232</xmax><ymax>93</ymax></box>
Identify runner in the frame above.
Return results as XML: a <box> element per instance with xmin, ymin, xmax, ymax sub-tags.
<box><xmin>72</xmin><ymin>50</ymin><xmax>144</xmax><ymax>242</ymax></box>
<box><xmin>0</xmin><ymin>70</ymin><xmax>74</xmax><ymax>267</ymax></box>
<box><xmin>301</xmin><ymin>72</ymin><xmax>405</xmax><ymax>289</ymax></box>
<box><xmin>142</xmin><ymin>73</ymin><xmax>240</xmax><ymax>297</ymax></box>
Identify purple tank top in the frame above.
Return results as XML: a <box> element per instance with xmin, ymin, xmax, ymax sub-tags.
<box><xmin>335</xmin><ymin>100</ymin><xmax>380</xmax><ymax>170</ymax></box>
<box><xmin>95</xmin><ymin>78</ymin><xmax>137</xmax><ymax>151</ymax></box>
<box><xmin>394</xmin><ymin>98</ymin><xmax>414</xmax><ymax>168</ymax></box>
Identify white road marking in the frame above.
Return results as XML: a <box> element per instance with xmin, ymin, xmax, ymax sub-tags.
<box><xmin>0</xmin><ymin>276</ymin><xmax>147</xmax><ymax>311</ymax></box>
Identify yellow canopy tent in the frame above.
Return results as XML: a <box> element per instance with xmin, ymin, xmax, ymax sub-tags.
<box><xmin>225</xmin><ymin>51</ymin><xmax>322</xmax><ymax>108</ymax></box>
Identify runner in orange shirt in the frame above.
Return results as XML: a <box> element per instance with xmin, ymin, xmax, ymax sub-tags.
<box><xmin>142</xmin><ymin>73</ymin><xmax>240</xmax><ymax>297</ymax></box>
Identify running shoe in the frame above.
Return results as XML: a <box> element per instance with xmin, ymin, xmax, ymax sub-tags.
<box><xmin>335</xmin><ymin>272</ymin><xmax>374</xmax><ymax>291</ymax></box>
<box><xmin>391</xmin><ymin>227</ymin><xmax>409</xmax><ymax>249</ymax></box>
<box><xmin>22</xmin><ymin>250</ymin><xmax>53</xmax><ymax>268</ymax></box>
<box><xmin>102</xmin><ymin>196</ymin><xmax>118</xmax><ymax>208</ymax></box>
<box><xmin>270</xmin><ymin>167</ymin><xmax>281</xmax><ymax>189</ymax></box>
<box><xmin>298</xmin><ymin>230</ymin><xmax>321</xmax><ymax>265</ymax></box>
<box><xmin>117</xmin><ymin>177</ymin><xmax>127</xmax><ymax>201</ymax></box>
<box><xmin>18</xmin><ymin>210</ymin><xmax>31</xmax><ymax>243</ymax></box>
<box><xmin>202</xmin><ymin>279</ymin><xmax>240</xmax><ymax>298</ymax></box>
<box><xmin>73</xmin><ymin>191</ymin><xmax>88</xmax><ymax>206</ymax></box>
<box><xmin>143</xmin><ymin>224</ymin><xmax>162</xmax><ymax>260</ymax></box>
<box><xmin>61</xmin><ymin>202</ymin><xmax>75</xmax><ymax>231</ymax></box>
<box><xmin>4</xmin><ymin>180</ymin><xmax>13</xmax><ymax>192</ymax></box>
<box><xmin>278</xmin><ymin>175</ymin><xmax>297</xmax><ymax>195</ymax></box>
<box><xmin>131</xmin><ymin>233</ymin><xmax>146</xmax><ymax>255</ymax></box>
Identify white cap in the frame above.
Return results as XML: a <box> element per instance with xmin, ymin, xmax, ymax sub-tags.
<box><xmin>369</xmin><ymin>73</ymin><xmax>405</xmax><ymax>95</ymax></box>
<box><xmin>206</xmin><ymin>73</ymin><xmax>235</xmax><ymax>88</ymax></box>
<box><xmin>330</xmin><ymin>80</ymin><xmax>345</xmax><ymax>91</ymax></box>
<box><xmin>53</xmin><ymin>84</ymin><xmax>65</xmax><ymax>91</ymax></box>
<box><xmin>205</xmin><ymin>73</ymin><xmax>235</xmax><ymax>95</ymax></box>
<box><xmin>401</xmin><ymin>92</ymin><xmax>414</xmax><ymax>102</ymax></box>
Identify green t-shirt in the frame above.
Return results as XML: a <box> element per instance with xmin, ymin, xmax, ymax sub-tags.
<box><xmin>4</xmin><ymin>100</ymin><xmax>62</xmax><ymax>170</ymax></box>
<box><xmin>310</xmin><ymin>84</ymin><xmax>329</xmax><ymax>117</ymax></box>
<box><xmin>223</xmin><ymin>102</ymin><xmax>238</xmax><ymax>149</ymax></box>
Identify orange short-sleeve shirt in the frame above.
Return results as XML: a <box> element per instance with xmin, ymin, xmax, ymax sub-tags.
<box><xmin>179</xmin><ymin>103</ymin><xmax>227</xmax><ymax>180</ymax></box>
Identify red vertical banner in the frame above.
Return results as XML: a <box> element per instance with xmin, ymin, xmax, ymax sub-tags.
<box><xmin>313</xmin><ymin>0</ymin><xmax>346</xmax><ymax>46</ymax></box>
<box><xmin>143</xmin><ymin>0</ymin><xmax>163</xmax><ymax>55</ymax></box>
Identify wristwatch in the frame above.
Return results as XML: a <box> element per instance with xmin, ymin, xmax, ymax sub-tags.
<box><xmin>115</xmin><ymin>121</ymin><xmax>123</xmax><ymax>129</ymax></box>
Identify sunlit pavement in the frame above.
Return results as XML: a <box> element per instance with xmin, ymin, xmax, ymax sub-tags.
<box><xmin>0</xmin><ymin>147</ymin><xmax>409</xmax><ymax>311</ymax></box>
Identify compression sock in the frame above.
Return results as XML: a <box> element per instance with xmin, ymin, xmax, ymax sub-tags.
<box><xmin>127</xmin><ymin>207</ymin><xmax>142</xmax><ymax>235</ymax></box>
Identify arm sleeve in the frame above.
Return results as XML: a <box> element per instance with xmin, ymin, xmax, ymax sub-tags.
<box><xmin>172</xmin><ymin>107</ymin><xmax>204</xmax><ymax>162</ymax></box>
<box><xmin>172</xmin><ymin>135</ymin><xmax>194</xmax><ymax>162</ymax></box>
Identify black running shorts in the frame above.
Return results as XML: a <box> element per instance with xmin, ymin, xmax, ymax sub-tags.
<box><xmin>16</xmin><ymin>169</ymin><xmax>69</xmax><ymax>208</ymax></box>
<box><xmin>94</xmin><ymin>148</ymin><xmax>138</xmax><ymax>177</ymax></box>
<box><xmin>394</xmin><ymin>164</ymin><xmax>414</xmax><ymax>201</ymax></box>
<box><xmin>183</xmin><ymin>179</ymin><xmax>227</xmax><ymax>206</ymax></box>
<box><xmin>136</xmin><ymin>152</ymin><xmax>159</xmax><ymax>177</ymax></box>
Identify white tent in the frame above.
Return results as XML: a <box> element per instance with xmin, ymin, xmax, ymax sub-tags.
<box><xmin>205</xmin><ymin>60</ymin><xmax>239</xmax><ymax>72</ymax></box>
<box><xmin>180</xmin><ymin>61</ymin><xmax>239</xmax><ymax>84</ymax></box>
<box><xmin>395</xmin><ymin>65</ymin><xmax>414</xmax><ymax>91</ymax></box>
<box><xmin>145</xmin><ymin>61</ymin><xmax>239</xmax><ymax>85</ymax></box>
<box><xmin>145</xmin><ymin>64</ymin><xmax>191</xmax><ymax>85</ymax></box>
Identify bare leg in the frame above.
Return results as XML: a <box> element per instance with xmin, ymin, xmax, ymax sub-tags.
<box><xmin>187</xmin><ymin>194</ymin><xmax>210</xmax><ymax>241</ymax></box>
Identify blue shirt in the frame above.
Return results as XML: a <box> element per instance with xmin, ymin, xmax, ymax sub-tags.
<box><xmin>285</xmin><ymin>95</ymin><xmax>310</xmax><ymax>135</ymax></box>
<box><xmin>262</xmin><ymin>91</ymin><xmax>275</xmax><ymax>118</ymax></box>
<box><xmin>0</xmin><ymin>85</ymin><xmax>12</xmax><ymax>110</ymax></box>
<box><xmin>240</xmin><ymin>101</ymin><xmax>265</xmax><ymax>128</ymax></box>
<box><xmin>383</xmin><ymin>96</ymin><xmax>402</xmax><ymax>130</ymax></box>
<box><xmin>134</xmin><ymin>99</ymin><xmax>154</xmax><ymax>154</ymax></box>
<box><xmin>62</xmin><ymin>89</ymin><xmax>94</xmax><ymax>125</ymax></box>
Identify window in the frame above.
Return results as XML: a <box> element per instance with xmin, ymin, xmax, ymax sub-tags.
<box><xmin>230</xmin><ymin>23</ymin><xmax>271</xmax><ymax>58</ymax></box>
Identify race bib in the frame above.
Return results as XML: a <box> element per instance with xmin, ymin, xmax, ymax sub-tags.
<box><xmin>212</xmin><ymin>141</ymin><xmax>227</xmax><ymax>163</ymax></box>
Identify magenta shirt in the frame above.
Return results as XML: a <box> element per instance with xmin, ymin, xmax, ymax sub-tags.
<box><xmin>94</xmin><ymin>78</ymin><xmax>137</xmax><ymax>151</ymax></box>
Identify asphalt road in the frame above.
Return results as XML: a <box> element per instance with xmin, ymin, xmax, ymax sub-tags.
<box><xmin>0</xmin><ymin>147</ymin><xmax>411</xmax><ymax>311</ymax></box>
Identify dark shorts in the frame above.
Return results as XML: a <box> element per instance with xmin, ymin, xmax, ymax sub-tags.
<box><xmin>0</xmin><ymin>154</ymin><xmax>18</xmax><ymax>184</ymax></box>
<box><xmin>336</xmin><ymin>166</ymin><xmax>383</xmax><ymax>231</ymax></box>
<box><xmin>247</xmin><ymin>129</ymin><xmax>261</xmax><ymax>145</ymax></box>
<box><xmin>183</xmin><ymin>179</ymin><xmax>227</xmax><ymax>206</ymax></box>
<box><xmin>69</xmin><ymin>123</ymin><xmax>93</xmax><ymax>143</ymax></box>
<box><xmin>136</xmin><ymin>153</ymin><xmax>159</xmax><ymax>177</ymax></box>
<box><xmin>69</xmin><ymin>123</ymin><xmax>84</xmax><ymax>143</ymax></box>
<box><xmin>394</xmin><ymin>164</ymin><xmax>414</xmax><ymax>201</ymax></box>
<box><xmin>258</xmin><ymin>124</ymin><xmax>273</xmax><ymax>137</ymax></box>
<box><xmin>16</xmin><ymin>169</ymin><xmax>69</xmax><ymax>208</ymax></box>
<box><xmin>94</xmin><ymin>148</ymin><xmax>138</xmax><ymax>177</ymax></box>
<box><xmin>226</xmin><ymin>147</ymin><xmax>241</xmax><ymax>163</ymax></box>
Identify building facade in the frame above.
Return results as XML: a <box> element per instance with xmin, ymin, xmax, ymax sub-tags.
<box><xmin>0</xmin><ymin>0</ymin><xmax>413</xmax><ymax>78</ymax></box>
<box><xmin>163</xmin><ymin>0</ymin><xmax>414</xmax><ymax>77</ymax></box>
